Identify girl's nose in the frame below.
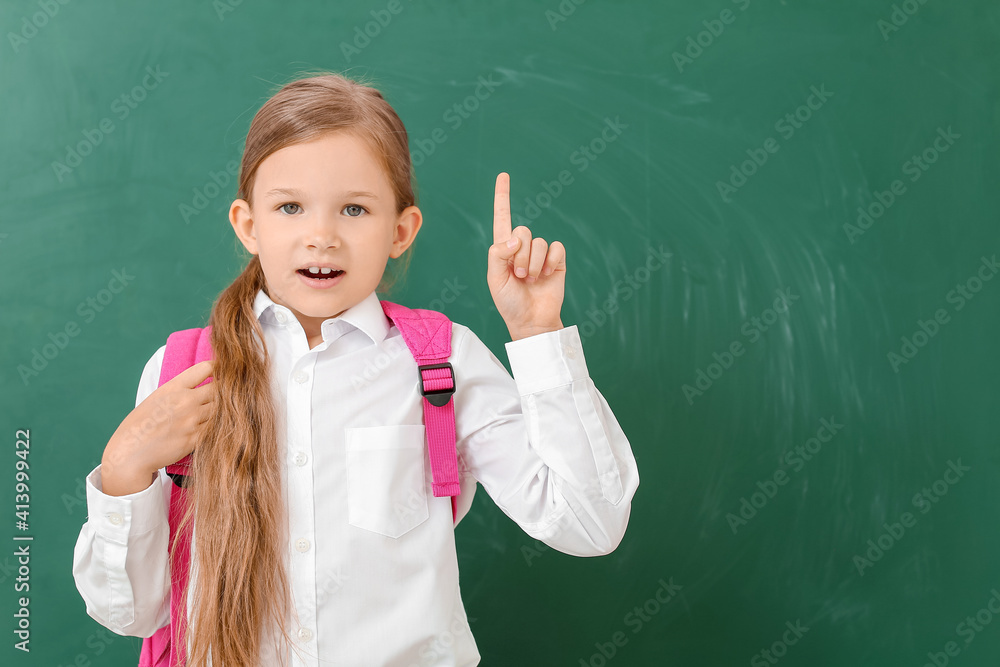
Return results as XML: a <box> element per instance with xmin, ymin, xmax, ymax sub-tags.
<box><xmin>305</xmin><ymin>216</ymin><xmax>342</xmax><ymax>248</ymax></box>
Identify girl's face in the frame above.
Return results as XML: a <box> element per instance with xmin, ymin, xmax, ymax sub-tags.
<box><xmin>229</xmin><ymin>132</ymin><xmax>421</xmax><ymax>342</ymax></box>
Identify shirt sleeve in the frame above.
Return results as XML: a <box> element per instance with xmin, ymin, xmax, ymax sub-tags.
<box><xmin>452</xmin><ymin>324</ymin><xmax>639</xmax><ymax>556</ymax></box>
<box><xmin>71</xmin><ymin>344</ymin><xmax>173</xmax><ymax>637</ymax></box>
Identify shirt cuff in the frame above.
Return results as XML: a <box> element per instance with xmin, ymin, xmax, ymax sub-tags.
<box><xmin>504</xmin><ymin>324</ymin><xmax>590</xmax><ymax>395</ymax></box>
<box><xmin>86</xmin><ymin>464</ymin><xmax>166</xmax><ymax>545</ymax></box>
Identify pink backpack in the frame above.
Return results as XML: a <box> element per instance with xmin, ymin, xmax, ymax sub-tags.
<box><xmin>138</xmin><ymin>300</ymin><xmax>460</xmax><ymax>667</ymax></box>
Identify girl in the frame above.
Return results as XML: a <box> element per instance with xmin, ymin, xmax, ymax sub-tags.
<box><xmin>72</xmin><ymin>72</ymin><xmax>639</xmax><ymax>667</ymax></box>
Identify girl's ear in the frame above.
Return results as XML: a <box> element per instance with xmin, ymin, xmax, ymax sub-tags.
<box><xmin>230</xmin><ymin>199</ymin><xmax>259</xmax><ymax>255</ymax></box>
<box><xmin>390</xmin><ymin>205</ymin><xmax>422</xmax><ymax>259</ymax></box>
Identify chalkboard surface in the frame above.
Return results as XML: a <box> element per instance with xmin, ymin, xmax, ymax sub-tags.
<box><xmin>2</xmin><ymin>1</ymin><xmax>999</xmax><ymax>665</ymax></box>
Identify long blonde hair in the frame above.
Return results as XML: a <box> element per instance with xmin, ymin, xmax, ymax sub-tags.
<box><xmin>166</xmin><ymin>71</ymin><xmax>418</xmax><ymax>666</ymax></box>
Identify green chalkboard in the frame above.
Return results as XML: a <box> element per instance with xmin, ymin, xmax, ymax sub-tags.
<box><xmin>3</xmin><ymin>0</ymin><xmax>999</xmax><ymax>665</ymax></box>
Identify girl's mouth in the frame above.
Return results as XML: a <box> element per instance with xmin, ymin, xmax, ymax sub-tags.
<box><xmin>297</xmin><ymin>269</ymin><xmax>345</xmax><ymax>288</ymax></box>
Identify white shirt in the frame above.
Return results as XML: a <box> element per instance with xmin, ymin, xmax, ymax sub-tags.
<box><xmin>72</xmin><ymin>288</ymin><xmax>639</xmax><ymax>666</ymax></box>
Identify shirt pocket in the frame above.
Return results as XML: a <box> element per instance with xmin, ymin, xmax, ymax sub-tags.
<box><xmin>344</xmin><ymin>424</ymin><xmax>429</xmax><ymax>538</ymax></box>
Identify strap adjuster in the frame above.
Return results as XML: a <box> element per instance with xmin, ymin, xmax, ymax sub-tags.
<box><xmin>167</xmin><ymin>472</ymin><xmax>191</xmax><ymax>488</ymax></box>
<box><xmin>418</xmin><ymin>362</ymin><xmax>455</xmax><ymax>407</ymax></box>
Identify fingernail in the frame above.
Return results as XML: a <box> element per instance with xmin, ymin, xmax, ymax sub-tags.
<box><xmin>515</xmin><ymin>267</ymin><xmax>527</xmax><ymax>277</ymax></box>
<box><xmin>526</xmin><ymin>275</ymin><xmax>536</xmax><ymax>283</ymax></box>
<box><xmin>507</xmin><ymin>238</ymin><xmax>517</xmax><ymax>248</ymax></box>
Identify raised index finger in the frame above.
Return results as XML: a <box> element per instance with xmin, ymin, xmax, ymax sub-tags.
<box><xmin>493</xmin><ymin>172</ymin><xmax>512</xmax><ymax>245</ymax></box>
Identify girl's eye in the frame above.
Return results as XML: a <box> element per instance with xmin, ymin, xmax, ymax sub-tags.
<box><xmin>277</xmin><ymin>203</ymin><xmax>367</xmax><ymax>216</ymax></box>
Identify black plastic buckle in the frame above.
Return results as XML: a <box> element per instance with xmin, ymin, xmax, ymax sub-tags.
<box><xmin>167</xmin><ymin>472</ymin><xmax>191</xmax><ymax>488</ymax></box>
<box><xmin>418</xmin><ymin>362</ymin><xmax>455</xmax><ymax>407</ymax></box>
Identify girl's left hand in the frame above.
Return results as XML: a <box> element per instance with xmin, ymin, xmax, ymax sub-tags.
<box><xmin>487</xmin><ymin>172</ymin><xmax>567</xmax><ymax>340</ymax></box>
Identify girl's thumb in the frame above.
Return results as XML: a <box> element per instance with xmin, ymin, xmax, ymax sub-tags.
<box><xmin>488</xmin><ymin>236</ymin><xmax>519</xmax><ymax>281</ymax></box>
<box><xmin>493</xmin><ymin>236</ymin><xmax>519</xmax><ymax>263</ymax></box>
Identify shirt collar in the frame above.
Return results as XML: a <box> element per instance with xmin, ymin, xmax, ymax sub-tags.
<box><xmin>252</xmin><ymin>288</ymin><xmax>391</xmax><ymax>345</ymax></box>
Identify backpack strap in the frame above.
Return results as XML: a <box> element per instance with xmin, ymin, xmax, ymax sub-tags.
<box><xmin>159</xmin><ymin>327</ymin><xmax>215</xmax><ymax>483</ymax></box>
<box><xmin>379</xmin><ymin>301</ymin><xmax>460</xmax><ymax>523</ymax></box>
<box><xmin>139</xmin><ymin>326</ymin><xmax>213</xmax><ymax>667</ymax></box>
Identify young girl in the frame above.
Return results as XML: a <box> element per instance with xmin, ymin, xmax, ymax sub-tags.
<box><xmin>72</xmin><ymin>72</ymin><xmax>639</xmax><ymax>667</ymax></box>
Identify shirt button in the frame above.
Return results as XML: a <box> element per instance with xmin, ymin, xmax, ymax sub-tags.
<box><xmin>293</xmin><ymin>452</ymin><xmax>308</xmax><ymax>466</ymax></box>
<box><xmin>297</xmin><ymin>627</ymin><xmax>313</xmax><ymax>641</ymax></box>
<box><xmin>107</xmin><ymin>512</ymin><xmax>124</xmax><ymax>526</ymax></box>
<box><xmin>564</xmin><ymin>344</ymin><xmax>577</xmax><ymax>359</ymax></box>
<box><xmin>295</xmin><ymin>538</ymin><xmax>311</xmax><ymax>553</ymax></box>
<box><xmin>294</xmin><ymin>371</ymin><xmax>309</xmax><ymax>383</ymax></box>
<box><xmin>275</xmin><ymin>310</ymin><xmax>287</xmax><ymax>324</ymax></box>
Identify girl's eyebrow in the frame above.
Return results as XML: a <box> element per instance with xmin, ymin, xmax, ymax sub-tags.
<box><xmin>263</xmin><ymin>187</ymin><xmax>379</xmax><ymax>200</ymax></box>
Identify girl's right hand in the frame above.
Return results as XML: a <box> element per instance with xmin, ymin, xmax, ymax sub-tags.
<box><xmin>101</xmin><ymin>360</ymin><xmax>217</xmax><ymax>496</ymax></box>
